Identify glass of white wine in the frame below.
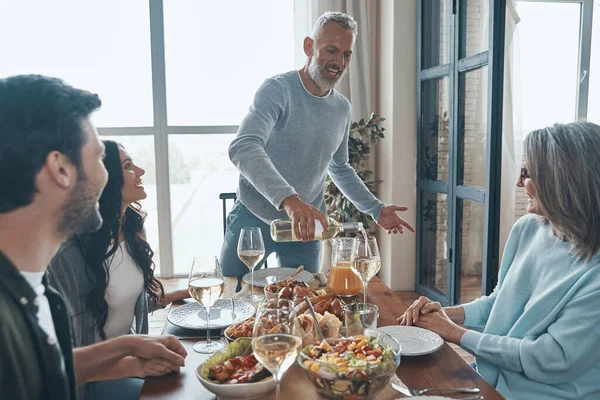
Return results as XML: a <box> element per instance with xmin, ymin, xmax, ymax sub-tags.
<box><xmin>188</xmin><ymin>258</ymin><xmax>225</xmax><ymax>353</ymax></box>
<box><xmin>237</xmin><ymin>227</ymin><xmax>266</xmax><ymax>303</ymax></box>
<box><xmin>252</xmin><ymin>298</ymin><xmax>301</xmax><ymax>400</ymax></box>
<box><xmin>351</xmin><ymin>236</ymin><xmax>381</xmax><ymax>304</ymax></box>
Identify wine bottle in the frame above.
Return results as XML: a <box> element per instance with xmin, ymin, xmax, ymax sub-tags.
<box><xmin>270</xmin><ymin>218</ymin><xmax>363</xmax><ymax>242</ymax></box>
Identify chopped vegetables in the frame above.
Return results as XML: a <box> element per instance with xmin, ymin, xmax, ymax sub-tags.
<box><xmin>298</xmin><ymin>335</ymin><xmax>399</xmax><ymax>400</ymax></box>
<box><xmin>304</xmin><ymin>337</ymin><xmax>392</xmax><ymax>376</ymax></box>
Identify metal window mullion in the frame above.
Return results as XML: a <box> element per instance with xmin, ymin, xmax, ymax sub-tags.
<box><xmin>457</xmin><ymin>51</ymin><xmax>489</xmax><ymax>72</ymax></box>
<box><xmin>97</xmin><ymin>127</ymin><xmax>156</xmax><ymax>136</ymax></box>
<box><xmin>455</xmin><ymin>185</ymin><xmax>485</xmax><ymax>202</ymax></box>
<box><xmin>448</xmin><ymin>0</ymin><xmax>460</xmax><ymax>307</ymax></box>
<box><xmin>418</xmin><ymin>180</ymin><xmax>449</xmax><ymax>193</ymax></box>
<box><xmin>577</xmin><ymin>0</ymin><xmax>594</xmax><ymax>120</ymax></box>
<box><xmin>165</xmin><ymin>125</ymin><xmax>239</xmax><ymax>134</ymax></box>
<box><xmin>419</xmin><ymin>64</ymin><xmax>451</xmax><ymax>80</ymax></box>
<box><xmin>415</xmin><ymin>0</ymin><xmax>424</xmax><ymax>294</ymax></box>
<box><xmin>481</xmin><ymin>0</ymin><xmax>506</xmax><ymax>297</ymax></box>
<box><xmin>149</xmin><ymin>0</ymin><xmax>174</xmax><ymax>278</ymax></box>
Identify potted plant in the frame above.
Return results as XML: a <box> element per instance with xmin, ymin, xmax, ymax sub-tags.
<box><xmin>325</xmin><ymin>112</ymin><xmax>386</xmax><ymax>230</ymax></box>
<box><xmin>319</xmin><ymin>113</ymin><xmax>386</xmax><ymax>273</ymax></box>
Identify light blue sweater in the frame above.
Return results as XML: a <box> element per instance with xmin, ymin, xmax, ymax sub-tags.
<box><xmin>229</xmin><ymin>71</ymin><xmax>384</xmax><ymax>223</ymax></box>
<box><xmin>460</xmin><ymin>214</ymin><xmax>600</xmax><ymax>400</ymax></box>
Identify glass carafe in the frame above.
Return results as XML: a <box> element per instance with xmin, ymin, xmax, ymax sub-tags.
<box><xmin>327</xmin><ymin>237</ymin><xmax>362</xmax><ymax>297</ymax></box>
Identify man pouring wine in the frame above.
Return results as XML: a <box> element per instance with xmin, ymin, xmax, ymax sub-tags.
<box><xmin>220</xmin><ymin>11</ymin><xmax>414</xmax><ymax>281</ymax></box>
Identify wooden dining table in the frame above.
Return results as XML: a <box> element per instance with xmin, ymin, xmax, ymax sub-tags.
<box><xmin>140</xmin><ymin>277</ymin><xmax>505</xmax><ymax>399</ymax></box>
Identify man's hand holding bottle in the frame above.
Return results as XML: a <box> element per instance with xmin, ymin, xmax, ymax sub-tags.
<box><xmin>281</xmin><ymin>194</ymin><xmax>329</xmax><ymax>242</ymax></box>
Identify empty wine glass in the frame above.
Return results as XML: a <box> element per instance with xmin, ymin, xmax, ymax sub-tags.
<box><xmin>237</xmin><ymin>227</ymin><xmax>266</xmax><ymax>303</ymax></box>
<box><xmin>252</xmin><ymin>298</ymin><xmax>301</xmax><ymax>400</ymax></box>
<box><xmin>351</xmin><ymin>236</ymin><xmax>381</xmax><ymax>304</ymax></box>
<box><xmin>188</xmin><ymin>257</ymin><xmax>225</xmax><ymax>353</ymax></box>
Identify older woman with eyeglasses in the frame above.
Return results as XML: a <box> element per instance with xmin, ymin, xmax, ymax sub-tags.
<box><xmin>398</xmin><ymin>121</ymin><xmax>600</xmax><ymax>400</ymax></box>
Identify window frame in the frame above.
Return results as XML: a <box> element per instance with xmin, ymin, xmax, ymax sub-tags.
<box><xmin>97</xmin><ymin>0</ymin><xmax>242</xmax><ymax>277</ymax></box>
<box><xmin>416</xmin><ymin>0</ymin><xmax>506</xmax><ymax>305</ymax></box>
<box><xmin>516</xmin><ymin>0</ymin><xmax>594</xmax><ymax>120</ymax></box>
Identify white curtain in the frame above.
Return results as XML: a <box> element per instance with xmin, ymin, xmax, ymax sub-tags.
<box><xmin>499</xmin><ymin>0</ymin><xmax>522</xmax><ymax>260</ymax></box>
<box><xmin>293</xmin><ymin>0</ymin><xmax>376</xmax><ymax>119</ymax></box>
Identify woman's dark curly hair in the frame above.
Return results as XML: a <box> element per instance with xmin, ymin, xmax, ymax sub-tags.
<box><xmin>76</xmin><ymin>140</ymin><xmax>164</xmax><ymax>339</ymax></box>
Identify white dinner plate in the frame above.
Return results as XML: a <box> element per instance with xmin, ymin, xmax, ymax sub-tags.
<box><xmin>167</xmin><ymin>299</ymin><xmax>255</xmax><ymax>330</ymax></box>
<box><xmin>376</xmin><ymin>325</ymin><xmax>444</xmax><ymax>356</ymax></box>
<box><xmin>242</xmin><ymin>267</ymin><xmax>314</xmax><ymax>288</ymax></box>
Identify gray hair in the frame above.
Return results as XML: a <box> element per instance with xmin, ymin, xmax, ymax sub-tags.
<box><xmin>524</xmin><ymin>121</ymin><xmax>600</xmax><ymax>262</ymax></box>
<box><xmin>312</xmin><ymin>11</ymin><xmax>358</xmax><ymax>39</ymax></box>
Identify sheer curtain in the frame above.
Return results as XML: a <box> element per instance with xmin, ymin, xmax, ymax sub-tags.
<box><xmin>293</xmin><ymin>0</ymin><xmax>376</xmax><ymax>119</ymax></box>
<box><xmin>499</xmin><ymin>0</ymin><xmax>522</xmax><ymax>259</ymax></box>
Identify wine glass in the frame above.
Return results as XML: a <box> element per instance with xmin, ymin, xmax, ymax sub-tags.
<box><xmin>351</xmin><ymin>236</ymin><xmax>381</xmax><ymax>304</ymax></box>
<box><xmin>188</xmin><ymin>257</ymin><xmax>225</xmax><ymax>353</ymax></box>
<box><xmin>237</xmin><ymin>227</ymin><xmax>266</xmax><ymax>302</ymax></box>
<box><xmin>252</xmin><ymin>298</ymin><xmax>301</xmax><ymax>400</ymax></box>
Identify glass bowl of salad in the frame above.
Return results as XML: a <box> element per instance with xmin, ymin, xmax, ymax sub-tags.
<box><xmin>297</xmin><ymin>329</ymin><xmax>401</xmax><ymax>399</ymax></box>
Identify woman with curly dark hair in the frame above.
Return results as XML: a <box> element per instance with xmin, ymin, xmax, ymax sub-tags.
<box><xmin>48</xmin><ymin>140</ymin><xmax>189</xmax><ymax>399</ymax></box>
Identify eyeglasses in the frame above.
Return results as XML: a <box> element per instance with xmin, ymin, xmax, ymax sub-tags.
<box><xmin>520</xmin><ymin>165</ymin><xmax>530</xmax><ymax>180</ymax></box>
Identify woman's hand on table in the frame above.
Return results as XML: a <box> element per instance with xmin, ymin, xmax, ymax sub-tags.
<box><xmin>397</xmin><ymin>296</ymin><xmax>468</xmax><ymax>344</ymax></box>
<box><xmin>397</xmin><ymin>296</ymin><xmax>442</xmax><ymax>325</ymax></box>
<box><xmin>414</xmin><ymin>309</ymin><xmax>468</xmax><ymax>344</ymax></box>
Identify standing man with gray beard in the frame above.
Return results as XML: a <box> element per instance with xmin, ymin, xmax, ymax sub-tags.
<box><xmin>220</xmin><ymin>12</ymin><xmax>415</xmax><ymax>280</ymax></box>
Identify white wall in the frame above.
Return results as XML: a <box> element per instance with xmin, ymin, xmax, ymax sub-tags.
<box><xmin>375</xmin><ymin>0</ymin><xmax>418</xmax><ymax>291</ymax></box>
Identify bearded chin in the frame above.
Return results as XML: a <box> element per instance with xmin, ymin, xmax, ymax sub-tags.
<box><xmin>58</xmin><ymin>172</ymin><xmax>103</xmax><ymax>235</ymax></box>
<box><xmin>308</xmin><ymin>59</ymin><xmax>345</xmax><ymax>92</ymax></box>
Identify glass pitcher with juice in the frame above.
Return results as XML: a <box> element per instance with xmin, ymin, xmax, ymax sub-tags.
<box><xmin>327</xmin><ymin>237</ymin><xmax>362</xmax><ymax>297</ymax></box>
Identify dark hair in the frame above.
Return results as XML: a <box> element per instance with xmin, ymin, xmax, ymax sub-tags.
<box><xmin>77</xmin><ymin>140</ymin><xmax>164</xmax><ymax>339</ymax></box>
<box><xmin>0</xmin><ymin>74</ymin><xmax>101</xmax><ymax>213</ymax></box>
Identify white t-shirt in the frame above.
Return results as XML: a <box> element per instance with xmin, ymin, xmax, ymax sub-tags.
<box><xmin>101</xmin><ymin>242</ymin><xmax>145</xmax><ymax>340</ymax></box>
<box><xmin>20</xmin><ymin>271</ymin><xmax>59</xmax><ymax>343</ymax></box>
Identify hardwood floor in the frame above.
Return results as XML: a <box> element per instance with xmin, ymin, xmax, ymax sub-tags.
<box><xmin>152</xmin><ymin>277</ymin><xmax>477</xmax><ymax>364</ymax></box>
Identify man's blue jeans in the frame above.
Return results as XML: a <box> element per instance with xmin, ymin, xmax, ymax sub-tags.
<box><xmin>219</xmin><ymin>201</ymin><xmax>321</xmax><ymax>281</ymax></box>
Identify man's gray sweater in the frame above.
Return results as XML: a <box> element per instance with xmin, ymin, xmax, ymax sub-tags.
<box><xmin>229</xmin><ymin>71</ymin><xmax>384</xmax><ymax>223</ymax></box>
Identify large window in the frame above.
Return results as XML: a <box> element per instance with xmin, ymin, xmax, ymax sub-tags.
<box><xmin>417</xmin><ymin>0</ymin><xmax>505</xmax><ymax>305</ymax></box>
<box><xmin>512</xmin><ymin>0</ymin><xmax>596</xmax><ymax>223</ymax></box>
<box><xmin>516</xmin><ymin>1</ymin><xmax>592</xmax><ymax>134</ymax></box>
<box><xmin>163</xmin><ymin>0</ymin><xmax>295</xmax><ymax>126</ymax></box>
<box><xmin>0</xmin><ymin>1</ymin><xmax>154</xmax><ymax>127</ymax></box>
<box><xmin>0</xmin><ymin>0</ymin><xmax>295</xmax><ymax>276</ymax></box>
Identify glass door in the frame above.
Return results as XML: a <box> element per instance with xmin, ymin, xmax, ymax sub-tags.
<box><xmin>417</xmin><ymin>0</ymin><xmax>453</xmax><ymax>303</ymax></box>
<box><xmin>417</xmin><ymin>0</ymin><xmax>505</xmax><ymax>305</ymax></box>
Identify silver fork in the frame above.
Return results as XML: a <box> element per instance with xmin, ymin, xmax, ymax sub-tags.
<box><xmin>392</xmin><ymin>381</ymin><xmax>481</xmax><ymax>397</ymax></box>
